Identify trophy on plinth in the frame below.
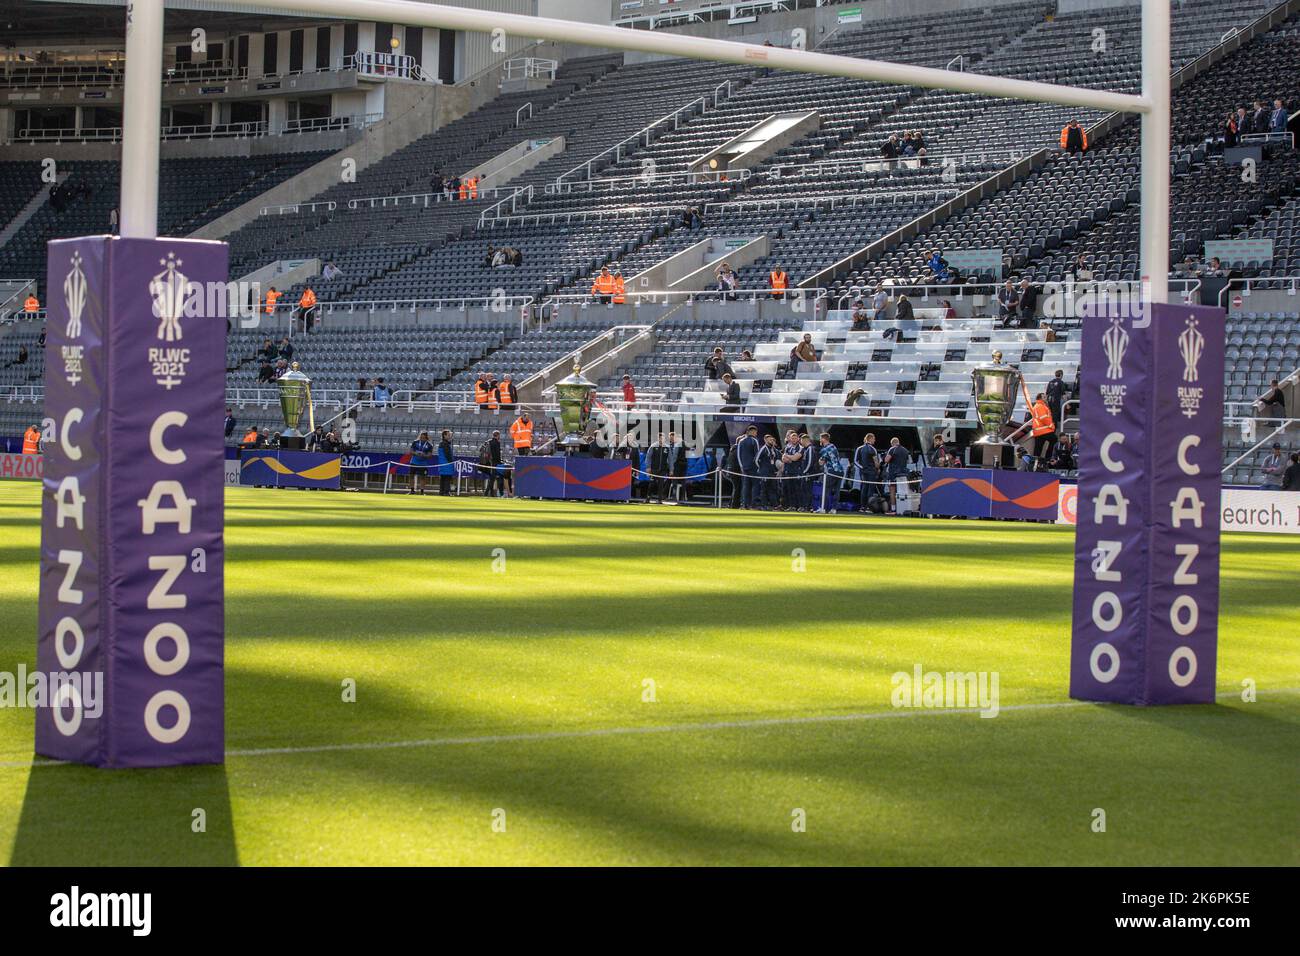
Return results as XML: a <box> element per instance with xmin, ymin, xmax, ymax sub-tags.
<box><xmin>277</xmin><ymin>362</ymin><xmax>314</xmax><ymax>450</ymax></box>
<box><xmin>970</xmin><ymin>349</ymin><xmax>1022</xmax><ymax>469</ymax></box>
<box><xmin>554</xmin><ymin>361</ymin><xmax>596</xmax><ymax>453</ymax></box>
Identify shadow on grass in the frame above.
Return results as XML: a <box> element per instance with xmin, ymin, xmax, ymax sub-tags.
<box><xmin>10</xmin><ymin>763</ymin><xmax>238</xmax><ymax>866</ymax></box>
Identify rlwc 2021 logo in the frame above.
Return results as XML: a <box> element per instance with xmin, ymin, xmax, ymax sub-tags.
<box><xmin>1099</xmin><ymin>316</ymin><xmax>1130</xmax><ymax>416</ymax></box>
<box><xmin>146</xmin><ymin>251</ymin><xmax>257</xmax><ymax>389</ymax></box>
<box><xmin>61</xmin><ymin>252</ymin><xmax>87</xmax><ymax>387</ymax></box>
<box><xmin>1177</xmin><ymin>316</ymin><xmax>1206</xmax><ymax>419</ymax></box>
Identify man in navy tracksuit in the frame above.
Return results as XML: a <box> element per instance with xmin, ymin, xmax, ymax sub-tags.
<box><xmin>736</xmin><ymin>425</ymin><xmax>761</xmax><ymax>509</ymax></box>
<box><xmin>854</xmin><ymin>432</ymin><xmax>881</xmax><ymax>511</ymax></box>
<box><xmin>756</xmin><ymin>434</ymin><xmax>780</xmax><ymax>510</ymax></box>
<box><xmin>796</xmin><ymin>433</ymin><xmax>816</xmax><ymax>511</ymax></box>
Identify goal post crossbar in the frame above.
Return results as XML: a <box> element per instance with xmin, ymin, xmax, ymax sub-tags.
<box><xmin>118</xmin><ymin>0</ymin><xmax>1171</xmax><ymax>301</ymax></box>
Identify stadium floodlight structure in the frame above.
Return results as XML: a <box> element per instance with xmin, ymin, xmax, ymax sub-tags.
<box><xmin>119</xmin><ymin>0</ymin><xmax>1171</xmax><ymax>300</ymax></box>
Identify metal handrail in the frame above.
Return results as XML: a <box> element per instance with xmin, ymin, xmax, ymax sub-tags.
<box><xmin>543</xmin><ymin>168</ymin><xmax>749</xmax><ymax>194</ymax></box>
<box><xmin>1217</xmin><ymin>276</ymin><xmax>1300</xmax><ymax>308</ymax></box>
<box><xmin>707</xmin><ymin>189</ymin><xmax>958</xmax><ymax>212</ymax></box>
<box><xmin>477</xmin><ymin>185</ymin><xmax>535</xmax><ymax>226</ymax></box>
<box><xmin>553</xmin><ymin>79</ymin><xmax>735</xmax><ymax>186</ymax></box>
<box><xmin>1221</xmin><ymin>417</ymin><xmax>1299</xmax><ymax>474</ymax></box>
<box><xmin>516</xmin><ymin>102</ymin><xmax>532</xmax><ymax>126</ymax></box>
<box><xmin>834</xmin><ymin>278</ymin><xmax>1204</xmax><ymax>311</ymax></box>
<box><xmin>762</xmin><ymin>149</ymin><xmax>1028</xmax><ymax>179</ymax></box>
<box><xmin>524</xmin><ymin>324</ymin><xmax>655</xmax><ymax>392</ymax></box>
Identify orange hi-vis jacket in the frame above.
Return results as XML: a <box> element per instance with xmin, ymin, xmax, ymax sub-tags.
<box><xmin>23</xmin><ymin>295</ymin><xmax>39</xmax><ymax>313</ymax></box>
<box><xmin>770</xmin><ymin>270</ymin><xmax>788</xmax><ymax>295</ymax></box>
<box><xmin>458</xmin><ymin>180</ymin><xmax>469</xmax><ymax>200</ymax></box>
<box><xmin>495</xmin><ymin>381</ymin><xmax>515</xmax><ymax>405</ymax></box>
<box><xmin>299</xmin><ymin>289</ymin><xmax>317</xmax><ymax>309</ymax></box>
<box><xmin>242</xmin><ymin>429</ymin><xmax>259</xmax><ymax>445</ymax></box>
<box><xmin>592</xmin><ymin>273</ymin><xmax>617</xmax><ymax>296</ymax></box>
<box><xmin>1059</xmin><ymin>125</ymin><xmax>1088</xmax><ymax>150</ymax></box>
<box><xmin>510</xmin><ymin>417</ymin><xmax>533</xmax><ymax>449</ymax></box>
<box><xmin>474</xmin><ymin>379</ymin><xmax>497</xmax><ymax>408</ymax></box>
<box><xmin>1031</xmin><ymin>400</ymin><xmax>1055</xmax><ymax>436</ymax></box>
<box><xmin>468</xmin><ymin>176</ymin><xmax>479</xmax><ymax>200</ymax></box>
<box><xmin>22</xmin><ymin>426</ymin><xmax>40</xmax><ymax>455</ymax></box>
<box><xmin>265</xmin><ymin>289</ymin><xmax>281</xmax><ymax>314</ymax></box>
<box><xmin>613</xmin><ymin>275</ymin><xmax>625</xmax><ymax>304</ymax></box>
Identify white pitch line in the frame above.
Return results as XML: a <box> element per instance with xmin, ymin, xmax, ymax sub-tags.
<box><xmin>3</xmin><ymin>688</ymin><xmax>1293</xmax><ymax>769</ymax></box>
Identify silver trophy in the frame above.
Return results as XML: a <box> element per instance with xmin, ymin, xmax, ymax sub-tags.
<box><xmin>970</xmin><ymin>350</ymin><xmax>1021</xmax><ymax>468</ymax></box>
<box><xmin>277</xmin><ymin>362</ymin><xmax>314</xmax><ymax>448</ymax></box>
<box><xmin>554</xmin><ymin>361</ymin><xmax>596</xmax><ymax>452</ymax></box>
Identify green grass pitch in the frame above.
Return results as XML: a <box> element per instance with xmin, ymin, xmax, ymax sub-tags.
<box><xmin>0</xmin><ymin>482</ymin><xmax>1296</xmax><ymax>866</ymax></box>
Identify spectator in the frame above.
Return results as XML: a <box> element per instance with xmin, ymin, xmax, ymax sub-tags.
<box><xmin>37</xmin><ymin>328</ymin><xmax>46</xmax><ymax>348</ymax></box>
<box><xmin>10</xmin><ymin>345</ymin><xmax>28</xmax><ymax>366</ymax></box>
<box><xmin>272</xmin><ymin>358</ymin><xmax>289</xmax><ymax>380</ymax></box>
<box><xmin>410</xmin><ymin>431</ymin><xmax>435</xmax><ymax>494</ymax></box>
<box><xmin>1235</xmin><ymin>105</ymin><xmax>1249</xmax><ymax>138</ymax></box>
<box><xmin>509</xmin><ymin>411</ymin><xmax>533</xmax><ymax>456</ymax></box>
<box><xmin>621</xmin><ymin>374</ymin><xmax>636</xmax><ymax>409</ymax></box>
<box><xmin>926</xmin><ymin>249</ymin><xmax>951</xmax><ymax>283</ymax></box>
<box><xmin>224</xmin><ymin>407</ymin><xmax>237</xmax><ymax>440</ymax></box>
<box><xmin>888</xmin><ymin>292</ymin><xmax>914</xmax><ymax>335</ymax></box>
<box><xmin>854</xmin><ymin>432</ymin><xmax>881</xmax><ymax>511</ymax></box>
<box><xmin>1283</xmin><ymin>453</ymin><xmax>1300</xmax><ymax>491</ymax></box>
<box><xmin>871</xmin><ymin>283</ymin><xmax>890</xmax><ymax>323</ymax></box>
<box><xmin>912</xmin><ymin>130</ymin><xmax>927</xmax><ymax>153</ymax></box>
<box><xmin>880</xmin><ymin>134</ymin><xmax>900</xmax><ymax>169</ymax></box>
<box><xmin>261</xmin><ymin>338</ymin><xmax>278</xmax><ymax>362</ymax></box>
<box><xmin>495</xmin><ymin>374</ymin><xmax>518</xmax><ymax>410</ymax></box>
<box><xmin>612</xmin><ymin>268</ymin><xmax>625</xmax><ymax>304</ymax></box>
<box><xmin>1203</xmin><ymin>256</ymin><xmax>1225</xmax><ymax>277</ymax></box>
<box><xmin>483</xmin><ymin>430</ymin><xmax>505</xmax><ymax>497</ymax></box>
<box><xmin>278</xmin><ymin>337</ymin><xmax>293</xmax><ymax>361</ymax></box>
<box><xmin>667</xmin><ymin>431</ymin><xmax>686</xmax><ymax>503</ymax></box>
<box><xmin>355</xmin><ymin>376</ymin><xmax>371</xmax><ymax>409</ymax></box>
<box><xmin>257</xmin><ymin>360</ymin><xmax>274</xmax><ymax>383</ymax></box>
<box><xmin>849</xmin><ymin>299</ymin><xmax>870</xmax><ymax>331</ymax></box>
<box><xmin>815</xmin><ymin>433</ymin><xmax>844</xmax><ymax>514</ymax></box>
<box><xmin>1222</xmin><ymin>111</ymin><xmax>1239</xmax><ymax>148</ymax></box>
<box><xmin>1261</xmin><ymin>442</ymin><xmax>1285</xmax><ymax>489</ymax></box>
<box><xmin>1068</xmin><ymin>254</ymin><xmax>1093</xmax><ymax>283</ymax></box>
<box><xmin>1270</xmin><ymin>98</ymin><xmax>1289</xmax><ymax>134</ymax></box>
<box><xmin>1247</xmin><ymin>100</ymin><xmax>1268</xmax><ymax>136</ymax></box>
<box><xmin>591</xmin><ymin>266</ymin><xmax>617</xmax><ymax>304</ymax></box>
<box><xmin>719</xmin><ymin>372</ymin><xmax>741</xmax><ymax>412</ymax></box>
<box><xmin>1046</xmin><ymin>369</ymin><xmax>1068</xmax><ymax>427</ymax></box>
<box><xmin>240</xmin><ymin>426</ymin><xmax>261</xmax><ymax>449</ymax></box>
<box><xmin>997</xmin><ymin>280</ymin><xmax>1020</xmax><ymax>325</ymax></box>
<box><xmin>323</xmin><ymin>262</ymin><xmax>343</xmax><ymax>281</ymax></box>
<box><xmin>790</xmin><ymin>332</ymin><xmax>817</xmax><ymax>372</ymax></box>
<box><xmin>1059</xmin><ymin>119</ymin><xmax>1087</xmax><ymax>153</ymax></box>
<box><xmin>740</xmin><ymin>349</ymin><xmax>754</xmax><ymax>362</ymax></box>
<box><xmin>109</xmin><ymin>208</ymin><xmax>118</xmax><ymax>233</ymax></box>
<box><xmin>1257</xmin><ymin>378</ymin><xmax>1287</xmax><ymax>420</ymax></box>
<box><xmin>1040</xmin><ymin>322</ymin><xmax>1058</xmax><ymax>343</ymax></box>
<box><xmin>372</xmin><ymin>377</ymin><xmax>393</xmax><ymax>408</ymax></box>
<box><xmin>705</xmin><ymin>347</ymin><xmax>731</xmax><ymax>380</ymax></box>
<box><xmin>714</xmin><ymin>262</ymin><xmax>738</xmax><ymax>301</ymax></box>
<box><xmin>436</xmin><ymin>430</ymin><xmax>456</xmax><ymax>495</ymax></box>
<box><xmin>1017</xmin><ymin>279</ymin><xmax>1039</xmax><ymax>327</ymax></box>
<box><xmin>941</xmin><ymin>298</ymin><xmax>957</xmax><ymax>321</ymax></box>
<box><xmin>884</xmin><ymin>437</ymin><xmax>910</xmax><ymax>512</ymax></box>
<box><xmin>736</xmin><ymin>424</ymin><xmax>761</xmax><ymax>510</ymax></box>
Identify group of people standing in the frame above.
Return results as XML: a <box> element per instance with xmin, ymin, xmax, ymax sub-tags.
<box><xmin>1221</xmin><ymin>99</ymin><xmax>1290</xmax><ymax>147</ymax></box>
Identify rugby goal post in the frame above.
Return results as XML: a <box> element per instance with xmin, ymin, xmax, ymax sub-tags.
<box><xmin>118</xmin><ymin>0</ymin><xmax>1171</xmax><ymax>302</ymax></box>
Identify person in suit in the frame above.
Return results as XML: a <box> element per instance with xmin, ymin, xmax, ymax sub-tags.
<box><xmin>796</xmin><ymin>433</ymin><xmax>817</xmax><ymax>512</ymax></box>
<box><xmin>736</xmin><ymin>425</ymin><xmax>761</xmax><ymax>509</ymax></box>
<box><xmin>484</xmin><ymin>430</ymin><xmax>505</xmax><ymax>497</ymax></box>
<box><xmin>1270</xmin><ymin>98</ymin><xmax>1289</xmax><ymax>134</ymax></box>
<box><xmin>437</xmin><ymin>430</ymin><xmax>456</xmax><ymax>496</ymax></box>
<box><xmin>724</xmin><ymin>439</ymin><xmax>743</xmax><ymax>508</ymax></box>
<box><xmin>854</xmin><ymin>432</ymin><xmax>881</xmax><ymax>511</ymax></box>
<box><xmin>1248</xmin><ymin>100</ymin><xmax>1268</xmax><ymax>136</ymax></box>
<box><xmin>720</xmin><ymin>372</ymin><xmax>742</xmax><ymax>412</ymax></box>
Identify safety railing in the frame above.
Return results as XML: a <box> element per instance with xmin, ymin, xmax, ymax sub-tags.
<box><xmin>348</xmin><ymin>185</ymin><xmax>514</xmax><ymax>211</ymax></box>
<box><xmin>260</xmin><ymin>200</ymin><xmax>338</xmax><ymax>216</ymax></box>
<box><xmin>834</xmin><ymin>278</ymin><xmax>1203</xmax><ymax>313</ymax></box>
<box><xmin>1221</xmin><ymin>417</ymin><xmax>1300</xmax><ymax>475</ymax></box>
<box><xmin>476</xmin><ymin>185</ymin><xmax>540</xmax><ymax>226</ymax></box>
<box><xmin>1218</xmin><ymin>276</ymin><xmax>1300</xmax><ymax>308</ymax></box>
<box><xmin>762</xmin><ymin>149</ymin><xmax>1029</xmax><ymax>180</ymax></box>
<box><xmin>553</xmin><ymin>80</ymin><xmax>735</xmax><ymax>186</ymax></box>
<box><xmin>516</xmin><ymin>103</ymin><xmax>532</xmax><ymax>126</ymax></box>
<box><xmin>526</xmin><ymin>325</ymin><xmax>656</xmax><ymax>393</ymax></box>
<box><xmin>284</xmin><ymin>113</ymin><xmax>384</xmax><ymax>134</ymax></box>
<box><xmin>503</xmin><ymin>57</ymin><xmax>558</xmax><ymax>81</ymax></box>
<box><xmin>162</xmin><ymin>63</ymin><xmax>246</xmax><ymax>85</ymax></box>
<box><xmin>538</xmin><ymin>287</ymin><xmax>827</xmax><ymax>320</ymax></box>
<box><xmin>1</xmin><ymin>384</ymin><xmax>44</xmax><ymax>404</ymax></box>
<box><xmin>543</xmin><ymin>168</ymin><xmax>749</xmax><ymax>195</ymax></box>
<box><xmin>344</xmin><ymin>52</ymin><xmax>433</xmax><ymax>82</ymax></box>
<box><xmin>707</xmin><ymin>189</ymin><xmax>958</xmax><ymax>213</ymax></box>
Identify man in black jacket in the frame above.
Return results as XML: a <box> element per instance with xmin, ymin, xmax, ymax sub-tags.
<box><xmin>705</xmin><ymin>347</ymin><xmax>731</xmax><ymax>381</ymax></box>
<box><xmin>438</xmin><ymin>430</ymin><xmax>455</xmax><ymax>496</ymax></box>
<box><xmin>720</xmin><ymin>372</ymin><xmax>742</xmax><ymax>412</ymax></box>
<box><xmin>1045</xmin><ymin>369</ymin><xmax>1068</xmax><ymax>428</ymax></box>
<box><xmin>647</xmin><ymin>434</ymin><xmax>671</xmax><ymax>504</ymax></box>
<box><xmin>484</xmin><ymin>430</ymin><xmax>505</xmax><ymax>497</ymax></box>
<box><xmin>756</xmin><ymin>434</ymin><xmax>780</xmax><ymax>510</ymax></box>
<box><xmin>854</xmin><ymin>433</ymin><xmax>881</xmax><ymax>511</ymax></box>
<box><xmin>736</xmin><ymin>425</ymin><xmax>761</xmax><ymax>509</ymax></box>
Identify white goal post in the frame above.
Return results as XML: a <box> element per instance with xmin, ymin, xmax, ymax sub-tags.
<box><xmin>118</xmin><ymin>0</ymin><xmax>1171</xmax><ymax>301</ymax></box>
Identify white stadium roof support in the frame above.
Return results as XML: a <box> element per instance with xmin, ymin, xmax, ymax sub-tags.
<box><xmin>118</xmin><ymin>0</ymin><xmax>1171</xmax><ymax>301</ymax></box>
